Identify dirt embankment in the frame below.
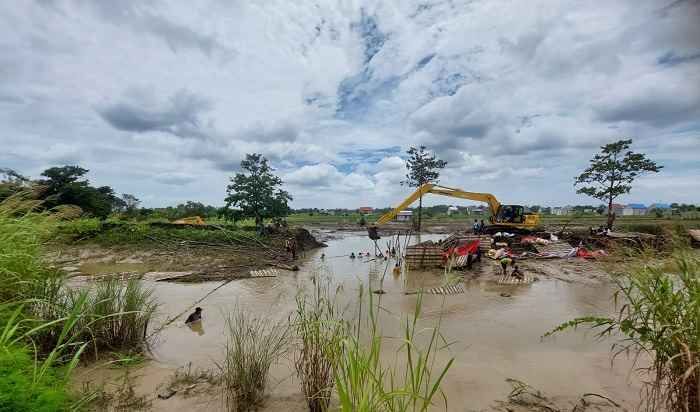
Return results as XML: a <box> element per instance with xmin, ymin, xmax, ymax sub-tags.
<box><xmin>49</xmin><ymin>227</ymin><xmax>325</xmax><ymax>282</ymax></box>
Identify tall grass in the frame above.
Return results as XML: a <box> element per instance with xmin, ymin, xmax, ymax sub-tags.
<box><xmin>220</xmin><ymin>306</ymin><xmax>291</xmax><ymax>411</ymax></box>
<box><xmin>332</xmin><ymin>289</ymin><xmax>454</xmax><ymax>412</ymax></box>
<box><xmin>76</xmin><ymin>278</ymin><xmax>156</xmax><ymax>355</ymax></box>
<box><xmin>293</xmin><ymin>277</ymin><xmax>344</xmax><ymax>412</ymax></box>
<box><xmin>546</xmin><ymin>252</ymin><xmax>699</xmax><ymax>412</ymax></box>
<box><xmin>0</xmin><ymin>194</ymin><xmax>158</xmax><ymax>410</ymax></box>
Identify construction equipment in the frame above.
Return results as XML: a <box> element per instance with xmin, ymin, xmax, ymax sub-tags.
<box><xmin>368</xmin><ymin>184</ymin><xmax>539</xmax><ymax>239</ymax></box>
<box><xmin>173</xmin><ymin>216</ymin><xmax>206</xmax><ymax>225</ymax></box>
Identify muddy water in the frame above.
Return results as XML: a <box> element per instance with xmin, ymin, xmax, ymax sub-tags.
<box><xmin>127</xmin><ymin>233</ymin><xmax>639</xmax><ymax>410</ymax></box>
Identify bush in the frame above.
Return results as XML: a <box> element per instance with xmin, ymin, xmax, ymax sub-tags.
<box><xmin>56</xmin><ymin>218</ymin><xmax>102</xmax><ymax>240</ymax></box>
<box><xmin>294</xmin><ymin>277</ymin><xmax>344</xmax><ymax>412</ymax></box>
<box><xmin>220</xmin><ymin>307</ymin><xmax>290</xmax><ymax>411</ymax></box>
<box><xmin>546</xmin><ymin>252</ymin><xmax>699</xmax><ymax>411</ymax></box>
<box><xmin>0</xmin><ymin>346</ymin><xmax>70</xmax><ymax>412</ymax></box>
<box><xmin>332</xmin><ymin>290</ymin><xmax>454</xmax><ymax>412</ymax></box>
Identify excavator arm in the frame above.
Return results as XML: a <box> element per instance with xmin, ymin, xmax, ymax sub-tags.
<box><xmin>375</xmin><ymin>183</ymin><xmax>502</xmax><ymax>225</ymax></box>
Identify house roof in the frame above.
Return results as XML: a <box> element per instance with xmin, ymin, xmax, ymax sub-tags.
<box><xmin>398</xmin><ymin>210</ymin><xmax>413</xmax><ymax>215</ymax></box>
<box><xmin>626</xmin><ymin>203</ymin><xmax>647</xmax><ymax>209</ymax></box>
<box><xmin>649</xmin><ymin>203</ymin><xmax>670</xmax><ymax>209</ymax></box>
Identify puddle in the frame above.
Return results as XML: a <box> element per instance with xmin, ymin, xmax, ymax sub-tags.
<box><xmin>90</xmin><ymin>233</ymin><xmax>642</xmax><ymax>410</ymax></box>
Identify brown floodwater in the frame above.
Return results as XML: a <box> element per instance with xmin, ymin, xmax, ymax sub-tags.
<box><xmin>82</xmin><ymin>233</ymin><xmax>644</xmax><ymax>411</ymax></box>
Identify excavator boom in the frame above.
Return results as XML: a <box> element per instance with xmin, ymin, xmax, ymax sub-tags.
<box><xmin>372</xmin><ymin>183</ymin><xmax>539</xmax><ymax>232</ymax></box>
<box><xmin>376</xmin><ymin>184</ymin><xmax>501</xmax><ymax>225</ymax></box>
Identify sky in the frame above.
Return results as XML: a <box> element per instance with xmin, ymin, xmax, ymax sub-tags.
<box><xmin>1</xmin><ymin>0</ymin><xmax>699</xmax><ymax>209</ymax></box>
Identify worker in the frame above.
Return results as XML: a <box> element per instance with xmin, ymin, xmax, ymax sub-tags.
<box><xmin>476</xmin><ymin>245</ymin><xmax>482</xmax><ymax>262</ymax></box>
<box><xmin>472</xmin><ymin>219</ymin><xmax>479</xmax><ymax>234</ymax></box>
<box><xmin>391</xmin><ymin>246</ymin><xmax>396</xmax><ymax>256</ymax></box>
<box><xmin>320</xmin><ymin>253</ymin><xmax>325</xmax><ymax>260</ymax></box>
<box><xmin>479</xmin><ymin>219</ymin><xmax>486</xmax><ymax>234</ymax></box>
<box><xmin>499</xmin><ymin>256</ymin><xmax>513</xmax><ymax>276</ymax></box>
<box><xmin>511</xmin><ymin>264</ymin><xmax>524</xmax><ymax>281</ymax></box>
<box><xmin>291</xmin><ymin>239</ymin><xmax>297</xmax><ymax>259</ymax></box>
<box><xmin>466</xmin><ymin>253</ymin><xmax>473</xmax><ymax>270</ymax></box>
<box><xmin>185</xmin><ymin>307</ymin><xmax>203</xmax><ymax>324</ymax></box>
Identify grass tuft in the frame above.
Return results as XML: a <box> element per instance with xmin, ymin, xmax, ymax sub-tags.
<box><xmin>219</xmin><ymin>306</ymin><xmax>290</xmax><ymax>411</ymax></box>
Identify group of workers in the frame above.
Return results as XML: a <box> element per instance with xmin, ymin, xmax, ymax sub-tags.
<box><xmin>349</xmin><ymin>246</ymin><xmax>397</xmax><ymax>259</ymax></box>
<box><xmin>499</xmin><ymin>256</ymin><xmax>524</xmax><ymax>280</ymax></box>
<box><xmin>472</xmin><ymin>219</ymin><xmax>487</xmax><ymax>234</ymax></box>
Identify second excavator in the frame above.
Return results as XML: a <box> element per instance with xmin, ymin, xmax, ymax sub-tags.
<box><xmin>368</xmin><ymin>183</ymin><xmax>539</xmax><ymax>239</ymax></box>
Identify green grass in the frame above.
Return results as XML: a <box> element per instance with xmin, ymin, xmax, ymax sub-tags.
<box><xmin>219</xmin><ymin>306</ymin><xmax>291</xmax><ymax>412</ymax></box>
<box><xmin>332</xmin><ymin>289</ymin><xmax>454</xmax><ymax>412</ymax></box>
<box><xmin>293</xmin><ymin>276</ymin><xmax>345</xmax><ymax>412</ymax></box>
<box><xmin>0</xmin><ymin>194</ymin><xmax>159</xmax><ymax>411</ymax></box>
<box><xmin>56</xmin><ymin>220</ymin><xmax>264</xmax><ymax>247</ymax></box>
<box><xmin>286</xmin><ymin>211</ymin><xmax>700</xmax><ymax>229</ymax></box>
<box><xmin>0</xmin><ymin>345</ymin><xmax>71</xmax><ymax>412</ymax></box>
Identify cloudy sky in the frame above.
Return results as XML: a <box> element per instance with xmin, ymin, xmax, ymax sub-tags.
<box><xmin>1</xmin><ymin>0</ymin><xmax>699</xmax><ymax>208</ymax></box>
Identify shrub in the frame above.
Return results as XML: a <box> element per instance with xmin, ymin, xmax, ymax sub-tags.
<box><xmin>546</xmin><ymin>252</ymin><xmax>699</xmax><ymax>412</ymax></box>
<box><xmin>0</xmin><ymin>346</ymin><xmax>70</xmax><ymax>412</ymax></box>
<box><xmin>220</xmin><ymin>307</ymin><xmax>290</xmax><ymax>411</ymax></box>
<box><xmin>332</xmin><ymin>289</ymin><xmax>454</xmax><ymax>412</ymax></box>
<box><xmin>294</xmin><ymin>277</ymin><xmax>344</xmax><ymax>412</ymax></box>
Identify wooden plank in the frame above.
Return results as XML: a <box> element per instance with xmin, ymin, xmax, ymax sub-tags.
<box><xmin>249</xmin><ymin>269</ymin><xmax>280</xmax><ymax>278</ymax></box>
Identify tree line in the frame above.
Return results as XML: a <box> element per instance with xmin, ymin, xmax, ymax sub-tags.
<box><xmin>1</xmin><ymin>138</ymin><xmax>665</xmax><ymax>231</ymax></box>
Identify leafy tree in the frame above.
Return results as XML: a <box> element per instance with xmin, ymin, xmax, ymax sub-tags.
<box><xmin>401</xmin><ymin>145</ymin><xmax>447</xmax><ymax>231</ymax></box>
<box><xmin>224</xmin><ymin>153</ymin><xmax>292</xmax><ymax>232</ymax></box>
<box><xmin>0</xmin><ymin>168</ymin><xmax>30</xmax><ymax>200</ymax></box>
<box><xmin>121</xmin><ymin>193</ymin><xmax>140</xmax><ymax>215</ymax></box>
<box><xmin>574</xmin><ymin>139</ymin><xmax>662</xmax><ymax>229</ymax></box>
<box><xmin>37</xmin><ymin>165</ymin><xmax>117</xmax><ymax>218</ymax></box>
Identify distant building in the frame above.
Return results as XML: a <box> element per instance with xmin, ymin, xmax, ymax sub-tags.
<box><xmin>396</xmin><ymin>210</ymin><xmax>413</xmax><ymax>222</ymax></box>
<box><xmin>468</xmin><ymin>205</ymin><xmax>487</xmax><ymax>215</ymax></box>
<box><xmin>358</xmin><ymin>207</ymin><xmax>374</xmax><ymax>214</ymax></box>
<box><xmin>447</xmin><ymin>205</ymin><xmax>459</xmax><ymax>216</ymax></box>
<box><xmin>649</xmin><ymin>203</ymin><xmax>670</xmax><ymax>211</ymax></box>
<box><xmin>608</xmin><ymin>203</ymin><xmax>625</xmax><ymax>215</ymax></box>
<box><xmin>623</xmin><ymin>203</ymin><xmax>647</xmax><ymax>216</ymax></box>
<box><xmin>552</xmin><ymin>206</ymin><xmax>573</xmax><ymax>216</ymax></box>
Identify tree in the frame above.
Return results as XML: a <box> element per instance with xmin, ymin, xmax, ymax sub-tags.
<box><xmin>401</xmin><ymin>145</ymin><xmax>447</xmax><ymax>231</ymax></box>
<box><xmin>37</xmin><ymin>165</ymin><xmax>118</xmax><ymax>219</ymax></box>
<box><xmin>224</xmin><ymin>154</ymin><xmax>292</xmax><ymax>232</ymax></box>
<box><xmin>121</xmin><ymin>194</ymin><xmax>140</xmax><ymax>215</ymax></box>
<box><xmin>574</xmin><ymin>139</ymin><xmax>662</xmax><ymax>229</ymax></box>
<box><xmin>0</xmin><ymin>168</ymin><xmax>30</xmax><ymax>200</ymax></box>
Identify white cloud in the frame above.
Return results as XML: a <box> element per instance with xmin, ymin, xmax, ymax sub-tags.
<box><xmin>0</xmin><ymin>0</ymin><xmax>698</xmax><ymax>207</ymax></box>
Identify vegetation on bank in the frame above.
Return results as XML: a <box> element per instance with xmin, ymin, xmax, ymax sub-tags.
<box><xmin>0</xmin><ymin>194</ymin><xmax>157</xmax><ymax>411</ymax></box>
<box><xmin>546</xmin><ymin>251</ymin><xmax>699</xmax><ymax>412</ymax></box>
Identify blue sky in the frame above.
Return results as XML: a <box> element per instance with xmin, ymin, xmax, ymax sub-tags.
<box><xmin>1</xmin><ymin>0</ymin><xmax>699</xmax><ymax>208</ymax></box>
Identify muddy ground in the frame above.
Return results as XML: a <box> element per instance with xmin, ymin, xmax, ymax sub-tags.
<box><xmin>61</xmin><ymin>228</ymin><xmax>639</xmax><ymax>412</ymax></box>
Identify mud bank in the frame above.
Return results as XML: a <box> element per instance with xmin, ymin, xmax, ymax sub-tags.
<box><xmin>72</xmin><ymin>233</ymin><xmax>642</xmax><ymax>411</ymax></box>
<box><xmin>49</xmin><ymin>227</ymin><xmax>325</xmax><ymax>282</ymax></box>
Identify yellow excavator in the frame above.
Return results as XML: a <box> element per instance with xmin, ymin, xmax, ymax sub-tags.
<box><xmin>368</xmin><ymin>183</ymin><xmax>539</xmax><ymax>239</ymax></box>
<box><xmin>173</xmin><ymin>216</ymin><xmax>206</xmax><ymax>225</ymax></box>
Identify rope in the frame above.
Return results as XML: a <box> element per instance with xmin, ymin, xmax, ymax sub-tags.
<box><xmin>146</xmin><ymin>278</ymin><xmax>235</xmax><ymax>339</ymax></box>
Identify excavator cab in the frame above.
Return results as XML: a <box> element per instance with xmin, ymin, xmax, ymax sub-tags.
<box><xmin>494</xmin><ymin>205</ymin><xmax>525</xmax><ymax>224</ymax></box>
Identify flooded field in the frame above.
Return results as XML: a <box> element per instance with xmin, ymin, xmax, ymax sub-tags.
<box><xmin>77</xmin><ymin>233</ymin><xmax>642</xmax><ymax>411</ymax></box>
